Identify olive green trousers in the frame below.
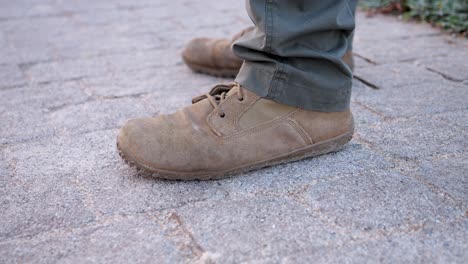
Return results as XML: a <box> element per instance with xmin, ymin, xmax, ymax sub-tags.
<box><xmin>233</xmin><ymin>0</ymin><xmax>357</xmax><ymax>112</ymax></box>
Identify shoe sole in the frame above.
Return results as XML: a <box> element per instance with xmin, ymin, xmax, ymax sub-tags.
<box><xmin>117</xmin><ymin>130</ymin><xmax>353</xmax><ymax>181</ymax></box>
<box><xmin>182</xmin><ymin>55</ymin><xmax>239</xmax><ymax>78</ymax></box>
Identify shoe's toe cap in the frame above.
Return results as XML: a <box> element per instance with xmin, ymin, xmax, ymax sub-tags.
<box><xmin>117</xmin><ymin>116</ymin><xmax>206</xmax><ymax>173</ymax></box>
<box><xmin>117</xmin><ymin>118</ymin><xmax>159</xmax><ymax>170</ymax></box>
<box><xmin>182</xmin><ymin>38</ymin><xmax>212</xmax><ymax>66</ymax></box>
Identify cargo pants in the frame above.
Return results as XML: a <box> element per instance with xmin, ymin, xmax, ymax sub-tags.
<box><xmin>233</xmin><ymin>0</ymin><xmax>357</xmax><ymax>112</ymax></box>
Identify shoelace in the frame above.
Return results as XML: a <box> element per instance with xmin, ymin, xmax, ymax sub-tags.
<box><xmin>192</xmin><ymin>82</ymin><xmax>244</xmax><ymax>118</ymax></box>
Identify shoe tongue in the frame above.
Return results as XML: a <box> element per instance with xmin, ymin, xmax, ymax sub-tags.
<box><xmin>226</xmin><ymin>86</ymin><xmax>238</xmax><ymax>97</ymax></box>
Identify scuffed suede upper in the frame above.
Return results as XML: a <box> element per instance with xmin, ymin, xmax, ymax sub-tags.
<box><xmin>182</xmin><ymin>38</ymin><xmax>243</xmax><ymax>69</ymax></box>
<box><xmin>118</xmin><ymin>84</ymin><xmax>354</xmax><ymax>174</ymax></box>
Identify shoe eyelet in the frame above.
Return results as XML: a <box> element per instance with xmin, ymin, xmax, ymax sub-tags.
<box><xmin>219</xmin><ymin>113</ymin><xmax>226</xmax><ymax>118</ymax></box>
<box><xmin>238</xmin><ymin>97</ymin><xmax>244</xmax><ymax>102</ymax></box>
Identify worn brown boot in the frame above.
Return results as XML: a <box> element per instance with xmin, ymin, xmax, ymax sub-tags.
<box><xmin>182</xmin><ymin>27</ymin><xmax>251</xmax><ymax>77</ymax></box>
<box><xmin>117</xmin><ymin>83</ymin><xmax>354</xmax><ymax>180</ymax></box>
<box><xmin>182</xmin><ymin>27</ymin><xmax>355</xmax><ymax>78</ymax></box>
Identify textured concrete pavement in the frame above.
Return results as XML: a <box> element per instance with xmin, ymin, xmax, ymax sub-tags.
<box><xmin>0</xmin><ymin>0</ymin><xmax>467</xmax><ymax>263</ymax></box>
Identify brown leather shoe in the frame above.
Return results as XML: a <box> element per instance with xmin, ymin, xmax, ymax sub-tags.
<box><xmin>182</xmin><ymin>27</ymin><xmax>251</xmax><ymax>78</ymax></box>
<box><xmin>182</xmin><ymin>27</ymin><xmax>354</xmax><ymax>78</ymax></box>
<box><xmin>117</xmin><ymin>83</ymin><xmax>354</xmax><ymax>180</ymax></box>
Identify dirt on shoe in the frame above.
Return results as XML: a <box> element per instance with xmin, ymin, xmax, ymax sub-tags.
<box><xmin>117</xmin><ymin>82</ymin><xmax>354</xmax><ymax>180</ymax></box>
<box><xmin>182</xmin><ymin>27</ymin><xmax>253</xmax><ymax>78</ymax></box>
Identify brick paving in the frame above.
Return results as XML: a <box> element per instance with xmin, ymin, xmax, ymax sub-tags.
<box><xmin>0</xmin><ymin>1</ymin><xmax>467</xmax><ymax>263</ymax></box>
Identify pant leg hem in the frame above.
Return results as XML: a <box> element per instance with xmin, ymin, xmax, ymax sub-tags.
<box><xmin>236</xmin><ymin>62</ymin><xmax>351</xmax><ymax>112</ymax></box>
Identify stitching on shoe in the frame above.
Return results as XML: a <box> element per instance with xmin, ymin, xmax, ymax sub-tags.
<box><xmin>223</xmin><ymin>116</ymin><xmax>287</xmax><ymax>143</ymax></box>
<box><xmin>287</xmin><ymin>118</ymin><xmax>313</xmax><ymax>145</ymax></box>
<box><xmin>206</xmin><ymin>90</ymin><xmax>237</xmax><ymax>136</ymax></box>
<box><xmin>207</xmin><ymin>89</ymin><xmax>259</xmax><ymax>136</ymax></box>
<box><xmin>234</xmin><ymin>96</ymin><xmax>261</xmax><ymax>131</ymax></box>
<box><xmin>231</xmin><ymin>93</ymin><xmax>259</xmax><ymax>132</ymax></box>
<box><xmin>223</xmin><ymin>109</ymin><xmax>300</xmax><ymax>143</ymax></box>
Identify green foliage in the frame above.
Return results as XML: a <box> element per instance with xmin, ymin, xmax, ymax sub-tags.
<box><xmin>360</xmin><ymin>0</ymin><xmax>468</xmax><ymax>34</ymax></box>
<box><xmin>360</xmin><ymin>0</ymin><xmax>401</xmax><ymax>8</ymax></box>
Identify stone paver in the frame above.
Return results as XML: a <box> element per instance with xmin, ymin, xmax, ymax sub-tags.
<box><xmin>0</xmin><ymin>144</ymin><xmax>96</xmax><ymax>239</ymax></box>
<box><xmin>353</xmin><ymin>62</ymin><xmax>444</xmax><ymax>89</ymax></box>
<box><xmin>0</xmin><ymin>81</ymin><xmax>89</xmax><ymax>113</ymax></box>
<box><xmin>0</xmin><ymin>108</ymin><xmax>55</xmax><ymax>145</ymax></box>
<box><xmin>435</xmin><ymin>109</ymin><xmax>468</xmax><ymax>131</ymax></box>
<box><xmin>259</xmin><ymin>220</ymin><xmax>468</xmax><ymax>264</ymax></box>
<box><xmin>219</xmin><ymin>142</ymin><xmax>392</xmax><ymax>198</ymax></box>
<box><xmin>358</xmin><ymin>117</ymin><xmax>467</xmax><ymax>160</ymax></box>
<box><xmin>172</xmin><ymin>197</ymin><xmax>349</xmax><ymax>263</ymax></box>
<box><xmin>352</xmin><ymin>78</ymin><xmax>468</xmax><ymax>118</ymax></box>
<box><xmin>0</xmin><ymin>1</ymin><xmax>467</xmax><ymax>263</ymax></box>
<box><xmin>0</xmin><ymin>214</ymin><xmax>192</xmax><ymax>264</ymax></box>
<box><xmin>0</xmin><ymin>64</ymin><xmax>26</xmax><ymax>88</ymax></box>
<box><xmin>417</xmin><ymin>154</ymin><xmax>468</xmax><ymax>203</ymax></box>
<box><xmin>48</xmin><ymin>97</ymin><xmax>150</xmax><ymax>136</ymax></box>
<box><xmin>418</xmin><ymin>54</ymin><xmax>468</xmax><ymax>82</ymax></box>
<box><xmin>304</xmin><ymin>170</ymin><xmax>464</xmax><ymax>233</ymax></box>
<box><xmin>354</xmin><ymin>14</ymin><xmax>467</xmax><ymax>66</ymax></box>
<box><xmin>354</xmin><ymin>12</ymin><xmax>442</xmax><ymax>42</ymax></box>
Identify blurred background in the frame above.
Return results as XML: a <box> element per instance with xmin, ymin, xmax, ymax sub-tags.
<box><xmin>0</xmin><ymin>1</ymin><xmax>467</xmax><ymax>263</ymax></box>
<box><xmin>361</xmin><ymin>0</ymin><xmax>467</xmax><ymax>36</ymax></box>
